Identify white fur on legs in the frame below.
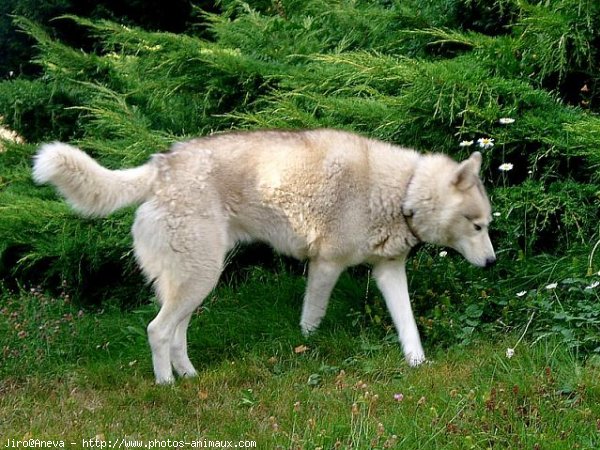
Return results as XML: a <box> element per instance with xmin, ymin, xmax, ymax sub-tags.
<box><xmin>300</xmin><ymin>259</ymin><xmax>344</xmax><ymax>336</ymax></box>
<box><xmin>134</xmin><ymin>200</ymin><xmax>226</xmax><ymax>384</ymax></box>
<box><xmin>373</xmin><ymin>257</ymin><xmax>426</xmax><ymax>366</ymax></box>
<box><xmin>170</xmin><ymin>314</ymin><xmax>197</xmax><ymax>378</ymax></box>
<box><xmin>147</xmin><ymin>282</ymin><xmax>200</xmax><ymax>384</ymax></box>
<box><xmin>148</xmin><ymin>309</ymin><xmax>178</xmax><ymax>385</ymax></box>
<box><xmin>148</xmin><ymin>279</ymin><xmax>211</xmax><ymax>385</ymax></box>
<box><xmin>147</xmin><ymin>264</ymin><xmax>222</xmax><ymax>384</ymax></box>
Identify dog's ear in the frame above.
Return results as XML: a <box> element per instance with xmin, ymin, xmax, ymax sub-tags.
<box><xmin>452</xmin><ymin>152</ymin><xmax>481</xmax><ymax>189</ymax></box>
<box><xmin>468</xmin><ymin>151</ymin><xmax>482</xmax><ymax>174</ymax></box>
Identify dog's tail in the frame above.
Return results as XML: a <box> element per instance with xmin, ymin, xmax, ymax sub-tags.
<box><xmin>33</xmin><ymin>142</ymin><xmax>158</xmax><ymax>217</ymax></box>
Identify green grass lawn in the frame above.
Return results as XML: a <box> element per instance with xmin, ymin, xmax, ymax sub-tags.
<box><xmin>1</xmin><ymin>276</ymin><xmax>599</xmax><ymax>449</ymax></box>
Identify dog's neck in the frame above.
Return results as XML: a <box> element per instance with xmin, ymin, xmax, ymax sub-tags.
<box><xmin>401</xmin><ymin>169</ymin><xmax>422</xmax><ymax>246</ymax></box>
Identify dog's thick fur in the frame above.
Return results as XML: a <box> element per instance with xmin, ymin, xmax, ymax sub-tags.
<box><xmin>33</xmin><ymin>129</ymin><xmax>496</xmax><ymax>384</ymax></box>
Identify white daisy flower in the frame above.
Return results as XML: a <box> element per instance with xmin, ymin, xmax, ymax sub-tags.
<box><xmin>477</xmin><ymin>137</ymin><xmax>495</xmax><ymax>149</ymax></box>
<box><xmin>585</xmin><ymin>281</ymin><xmax>600</xmax><ymax>290</ymax></box>
<box><xmin>545</xmin><ymin>283</ymin><xmax>558</xmax><ymax>290</ymax></box>
<box><xmin>498</xmin><ymin>163</ymin><xmax>514</xmax><ymax>172</ymax></box>
<box><xmin>506</xmin><ymin>348</ymin><xmax>515</xmax><ymax>358</ymax></box>
<box><xmin>499</xmin><ymin>118</ymin><xmax>515</xmax><ymax>125</ymax></box>
<box><xmin>459</xmin><ymin>140</ymin><xmax>474</xmax><ymax>147</ymax></box>
<box><xmin>493</xmin><ymin>212</ymin><xmax>501</xmax><ymax>217</ymax></box>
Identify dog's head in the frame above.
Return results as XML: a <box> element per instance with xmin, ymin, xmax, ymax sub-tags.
<box><xmin>445</xmin><ymin>152</ymin><xmax>496</xmax><ymax>267</ymax></box>
<box><xmin>407</xmin><ymin>151</ymin><xmax>496</xmax><ymax>268</ymax></box>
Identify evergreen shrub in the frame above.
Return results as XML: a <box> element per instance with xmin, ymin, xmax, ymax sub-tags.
<box><xmin>0</xmin><ymin>0</ymin><xmax>599</xmax><ymax>352</ymax></box>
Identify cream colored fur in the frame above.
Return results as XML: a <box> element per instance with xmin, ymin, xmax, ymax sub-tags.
<box><xmin>33</xmin><ymin>142</ymin><xmax>157</xmax><ymax>216</ymax></box>
<box><xmin>33</xmin><ymin>129</ymin><xmax>496</xmax><ymax>384</ymax></box>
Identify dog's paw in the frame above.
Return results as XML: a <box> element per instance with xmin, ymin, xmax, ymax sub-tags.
<box><xmin>300</xmin><ymin>321</ymin><xmax>318</xmax><ymax>337</ymax></box>
<box><xmin>406</xmin><ymin>352</ymin><xmax>427</xmax><ymax>367</ymax></box>
<box><xmin>155</xmin><ymin>374</ymin><xmax>176</xmax><ymax>385</ymax></box>
<box><xmin>181</xmin><ymin>369</ymin><xmax>198</xmax><ymax>379</ymax></box>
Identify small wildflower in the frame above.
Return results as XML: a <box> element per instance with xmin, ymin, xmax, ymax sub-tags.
<box><xmin>498</xmin><ymin>163</ymin><xmax>514</xmax><ymax>172</ymax></box>
<box><xmin>477</xmin><ymin>137</ymin><xmax>495</xmax><ymax>149</ymax></box>
<box><xmin>384</xmin><ymin>435</ymin><xmax>398</xmax><ymax>448</ymax></box>
<box><xmin>545</xmin><ymin>283</ymin><xmax>558</xmax><ymax>290</ymax></box>
<box><xmin>417</xmin><ymin>396</ymin><xmax>426</xmax><ymax>406</ymax></box>
<box><xmin>499</xmin><ymin>118</ymin><xmax>515</xmax><ymax>125</ymax></box>
<box><xmin>356</xmin><ymin>380</ymin><xmax>368</xmax><ymax>390</ymax></box>
<box><xmin>439</xmin><ymin>251</ymin><xmax>448</xmax><ymax>257</ymax></box>
<box><xmin>393</xmin><ymin>393</ymin><xmax>404</xmax><ymax>402</ymax></box>
<box><xmin>493</xmin><ymin>212</ymin><xmax>501</xmax><ymax>217</ymax></box>
<box><xmin>516</xmin><ymin>291</ymin><xmax>527</xmax><ymax>297</ymax></box>
<box><xmin>335</xmin><ymin>369</ymin><xmax>347</xmax><ymax>389</ymax></box>
<box><xmin>459</xmin><ymin>140</ymin><xmax>474</xmax><ymax>147</ymax></box>
<box><xmin>585</xmin><ymin>281</ymin><xmax>600</xmax><ymax>290</ymax></box>
<box><xmin>506</xmin><ymin>348</ymin><xmax>515</xmax><ymax>359</ymax></box>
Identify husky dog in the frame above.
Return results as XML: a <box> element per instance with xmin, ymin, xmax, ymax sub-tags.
<box><xmin>33</xmin><ymin>129</ymin><xmax>495</xmax><ymax>384</ymax></box>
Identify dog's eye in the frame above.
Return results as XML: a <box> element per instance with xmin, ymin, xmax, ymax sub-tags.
<box><xmin>474</xmin><ymin>224</ymin><xmax>482</xmax><ymax>231</ymax></box>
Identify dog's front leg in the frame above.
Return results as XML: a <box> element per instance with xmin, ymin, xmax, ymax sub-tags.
<box><xmin>300</xmin><ymin>259</ymin><xmax>344</xmax><ymax>336</ymax></box>
<box><xmin>373</xmin><ymin>257</ymin><xmax>425</xmax><ymax>366</ymax></box>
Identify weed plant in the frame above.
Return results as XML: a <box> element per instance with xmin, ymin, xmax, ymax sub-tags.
<box><xmin>0</xmin><ymin>0</ymin><xmax>600</xmax><ymax>364</ymax></box>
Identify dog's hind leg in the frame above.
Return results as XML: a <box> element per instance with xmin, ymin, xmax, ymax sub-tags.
<box><xmin>148</xmin><ymin>263</ymin><xmax>222</xmax><ymax>384</ymax></box>
<box><xmin>373</xmin><ymin>256</ymin><xmax>425</xmax><ymax>366</ymax></box>
<box><xmin>135</xmin><ymin>206</ymin><xmax>226</xmax><ymax>384</ymax></box>
<box><xmin>300</xmin><ymin>259</ymin><xmax>344</xmax><ymax>336</ymax></box>
<box><xmin>170</xmin><ymin>313</ymin><xmax>197</xmax><ymax>378</ymax></box>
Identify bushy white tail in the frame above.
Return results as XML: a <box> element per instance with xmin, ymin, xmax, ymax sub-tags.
<box><xmin>33</xmin><ymin>142</ymin><xmax>157</xmax><ymax>217</ymax></box>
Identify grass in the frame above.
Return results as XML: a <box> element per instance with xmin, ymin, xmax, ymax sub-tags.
<box><xmin>1</xmin><ymin>270</ymin><xmax>599</xmax><ymax>449</ymax></box>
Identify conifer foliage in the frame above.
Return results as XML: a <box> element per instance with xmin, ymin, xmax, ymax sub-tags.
<box><xmin>0</xmin><ymin>1</ymin><xmax>599</xmax><ymax>341</ymax></box>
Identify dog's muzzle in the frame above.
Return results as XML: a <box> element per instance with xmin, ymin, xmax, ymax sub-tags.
<box><xmin>484</xmin><ymin>257</ymin><xmax>496</xmax><ymax>268</ymax></box>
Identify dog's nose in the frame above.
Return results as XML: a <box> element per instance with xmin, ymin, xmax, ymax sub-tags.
<box><xmin>484</xmin><ymin>257</ymin><xmax>496</xmax><ymax>268</ymax></box>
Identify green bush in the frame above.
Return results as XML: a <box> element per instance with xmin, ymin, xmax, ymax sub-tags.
<box><xmin>0</xmin><ymin>0</ymin><xmax>599</xmax><ymax>353</ymax></box>
<box><xmin>0</xmin><ymin>79</ymin><xmax>82</xmax><ymax>141</ymax></box>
